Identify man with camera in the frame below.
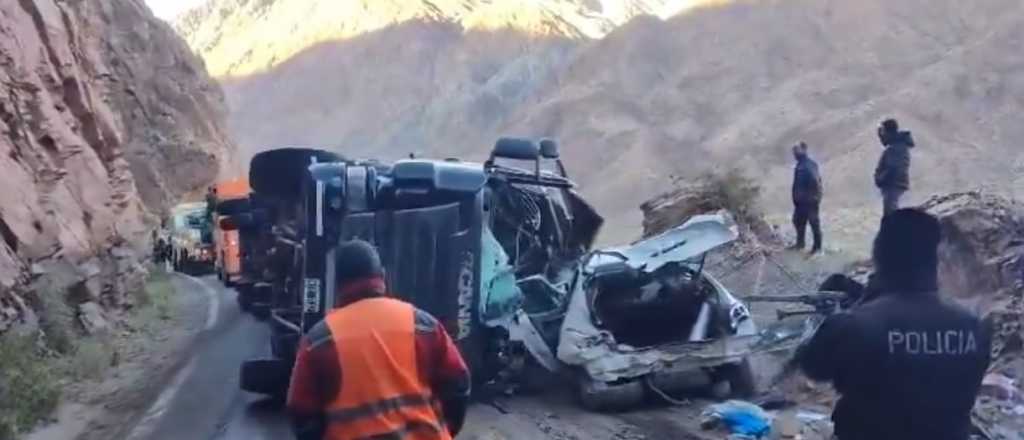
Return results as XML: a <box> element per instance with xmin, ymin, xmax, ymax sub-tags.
<box><xmin>874</xmin><ymin>118</ymin><xmax>915</xmax><ymax>216</ymax></box>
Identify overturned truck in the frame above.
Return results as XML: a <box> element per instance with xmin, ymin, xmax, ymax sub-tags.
<box><xmin>234</xmin><ymin>139</ymin><xmax>759</xmax><ymax>410</ymax></box>
<box><xmin>235</xmin><ymin>139</ymin><xmax>601</xmax><ymax>396</ymax></box>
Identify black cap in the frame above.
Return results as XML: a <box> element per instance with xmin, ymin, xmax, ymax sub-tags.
<box><xmin>882</xmin><ymin>118</ymin><xmax>900</xmax><ymax>133</ymax></box>
<box><xmin>334</xmin><ymin>239</ymin><xmax>384</xmax><ymax>285</ymax></box>
<box><xmin>873</xmin><ymin>208</ymin><xmax>942</xmax><ymax>291</ymax></box>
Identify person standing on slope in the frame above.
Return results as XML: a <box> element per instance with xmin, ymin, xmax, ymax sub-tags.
<box><xmin>287</xmin><ymin>240</ymin><xmax>471</xmax><ymax>440</ymax></box>
<box><xmin>790</xmin><ymin>142</ymin><xmax>824</xmax><ymax>254</ymax></box>
<box><xmin>797</xmin><ymin>209</ymin><xmax>991</xmax><ymax>440</ymax></box>
<box><xmin>874</xmin><ymin>118</ymin><xmax>915</xmax><ymax>216</ymax></box>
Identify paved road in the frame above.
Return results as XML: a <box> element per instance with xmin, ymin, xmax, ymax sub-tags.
<box><xmin>128</xmin><ymin>275</ymin><xmax>292</xmax><ymax>440</ymax></box>
<box><xmin>131</xmin><ymin>275</ymin><xmax>746</xmax><ymax>440</ymax></box>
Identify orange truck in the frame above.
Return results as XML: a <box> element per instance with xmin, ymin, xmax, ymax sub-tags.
<box><xmin>209</xmin><ymin>177</ymin><xmax>250</xmax><ymax>286</ymax></box>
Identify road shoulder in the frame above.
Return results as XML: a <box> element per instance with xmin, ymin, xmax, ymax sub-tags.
<box><xmin>26</xmin><ymin>270</ymin><xmax>212</xmax><ymax>440</ymax></box>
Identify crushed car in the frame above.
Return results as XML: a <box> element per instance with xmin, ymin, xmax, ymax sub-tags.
<box><xmin>555</xmin><ymin>213</ymin><xmax>759</xmax><ymax>410</ymax></box>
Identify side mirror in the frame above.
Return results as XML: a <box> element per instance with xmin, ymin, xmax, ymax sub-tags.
<box><xmin>539</xmin><ymin>139</ymin><xmax>560</xmax><ymax>159</ymax></box>
<box><xmin>492</xmin><ymin>137</ymin><xmax>540</xmax><ymax>160</ymax></box>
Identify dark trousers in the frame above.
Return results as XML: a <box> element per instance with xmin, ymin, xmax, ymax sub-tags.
<box><xmin>793</xmin><ymin>202</ymin><xmax>822</xmax><ymax>250</ymax></box>
<box><xmin>881</xmin><ymin>188</ymin><xmax>905</xmax><ymax>216</ymax></box>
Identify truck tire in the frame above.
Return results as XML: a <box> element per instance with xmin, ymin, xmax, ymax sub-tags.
<box><xmin>240</xmin><ymin>359</ymin><xmax>290</xmax><ymax>399</ymax></box>
<box><xmin>236</xmin><ymin>291</ymin><xmax>252</xmax><ymax>313</ymax></box>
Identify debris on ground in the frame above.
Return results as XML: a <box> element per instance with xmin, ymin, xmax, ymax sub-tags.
<box><xmin>981</xmin><ymin>373</ymin><xmax>1020</xmax><ymax>402</ymax></box>
<box><xmin>700</xmin><ymin>400</ymin><xmax>772</xmax><ymax>438</ymax></box>
<box><xmin>769</xmin><ymin>409</ymin><xmax>833</xmax><ymax>440</ymax></box>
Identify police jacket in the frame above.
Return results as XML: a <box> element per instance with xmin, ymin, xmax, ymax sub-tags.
<box><xmin>798</xmin><ymin>290</ymin><xmax>991</xmax><ymax>440</ymax></box>
<box><xmin>874</xmin><ymin>131</ymin><xmax>915</xmax><ymax>191</ymax></box>
<box><xmin>792</xmin><ymin>156</ymin><xmax>823</xmax><ymax>204</ymax></box>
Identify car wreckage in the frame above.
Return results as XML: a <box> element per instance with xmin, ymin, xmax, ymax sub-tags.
<box><xmin>232</xmin><ymin>139</ymin><xmax>762</xmax><ymax>410</ymax></box>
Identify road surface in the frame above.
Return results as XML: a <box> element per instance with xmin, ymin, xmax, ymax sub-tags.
<box><xmin>128</xmin><ymin>275</ymin><xmax>774</xmax><ymax>440</ymax></box>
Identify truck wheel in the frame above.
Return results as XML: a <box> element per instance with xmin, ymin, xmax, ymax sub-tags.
<box><xmin>236</xmin><ymin>292</ymin><xmax>252</xmax><ymax>313</ymax></box>
<box><xmin>714</xmin><ymin>359</ymin><xmax>757</xmax><ymax>399</ymax></box>
<box><xmin>576</xmin><ymin>376</ymin><xmax>645</xmax><ymax>412</ymax></box>
<box><xmin>240</xmin><ymin>359</ymin><xmax>290</xmax><ymax>399</ymax></box>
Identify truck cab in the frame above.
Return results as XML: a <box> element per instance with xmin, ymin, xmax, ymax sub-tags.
<box><xmin>208</xmin><ymin>178</ymin><xmax>251</xmax><ymax>287</ymax></box>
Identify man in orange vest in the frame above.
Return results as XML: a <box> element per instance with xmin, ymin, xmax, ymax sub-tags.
<box><xmin>287</xmin><ymin>240</ymin><xmax>471</xmax><ymax>440</ymax></box>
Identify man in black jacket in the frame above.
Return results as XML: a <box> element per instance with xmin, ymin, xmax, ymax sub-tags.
<box><xmin>797</xmin><ymin>209</ymin><xmax>991</xmax><ymax>440</ymax></box>
<box><xmin>790</xmin><ymin>142</ymin><xmax>824</xmax><ymax>254</ymax></box>
<box><xmin>874</xmin><ymin>119</ymin><xmax>915</xmax><ymax>216</ymax></box>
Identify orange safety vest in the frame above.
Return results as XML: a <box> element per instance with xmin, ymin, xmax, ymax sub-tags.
<box><xmin>322</xmin><ymin>297</ymin><xmax>451</xmax><ymax>440</ymax></box>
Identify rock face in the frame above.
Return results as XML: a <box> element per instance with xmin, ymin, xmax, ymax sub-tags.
<box><xmin>0</xmin><ymin>0</ymin><xmax>233</xmax><ymax>334</ymax></box>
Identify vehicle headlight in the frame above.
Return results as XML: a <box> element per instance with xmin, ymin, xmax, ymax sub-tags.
<box><xmin>729</xmin><ymin>303</ymin><xmax>751</xmax><ymax>332</ymax></box>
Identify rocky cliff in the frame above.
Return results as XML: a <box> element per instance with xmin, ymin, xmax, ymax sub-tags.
<box><xmin>0</xmin><ymin>0</ymin><xmax>233</xmax><ymax>334</ymax></box>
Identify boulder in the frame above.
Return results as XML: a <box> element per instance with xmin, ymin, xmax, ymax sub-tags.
<box><xmin>78</xmin><ymin>302</ymin><xmax>110</xmax><ymax>335</ymax></box>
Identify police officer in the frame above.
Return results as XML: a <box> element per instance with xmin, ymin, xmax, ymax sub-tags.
<box><xmin>797</xmin><ymin>209</ymin><xmax>991</xmax><ymax>440</ymax></box>
<box><xmin>287</xmin><ymin>240</ymin><xmax>471</xmax><ymax>440</ymax></box>
<box><xmin>874</xmin><ymin>118</ymin><xmax>915</xmax><ymax>216</ymax></box>
<box><xmin>790</xmin><ymin>142</ymin><xmax>824</xmax><ymax>254</ymax></box>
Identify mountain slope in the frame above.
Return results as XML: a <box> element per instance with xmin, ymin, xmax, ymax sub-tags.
<box><xmin>178</xmin><ymin>0</ymin><xmax>1024</xmax><ymax>242</ymax></box>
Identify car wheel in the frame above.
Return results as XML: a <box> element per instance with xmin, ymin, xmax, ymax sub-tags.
<box><xmin>716</xmin><ymin>359</ymin><xmax>757</xmax><ymax>399</ymax></box>
<box><xmin>576</xmin><ymin>376</ymin><xmax>645</xmax><ymax>412</ymax></box>
<box><xmin>517</xmin><ymin>357</ymin><xmax>560</xmax><ymax>395</ymax></box>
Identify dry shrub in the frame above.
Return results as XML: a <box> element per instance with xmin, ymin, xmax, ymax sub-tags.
<box><xmin>0</xmin><ymin>334</ymin><xmax>61</xmax><ymax>439</ymax></box>
<box><xmin>34</xmin><ymin>288</ymin><xmax>77</xmax><ymax>356</ymax></box>
<box><xmin>700</xmin><ymin>167</ymin><xmax>764</xmax><ymax>225</ymax></box>
<box><xmin>642</xmin><ymin>167</ymin><xmax>766</xmax><ymax>239</ymax></box>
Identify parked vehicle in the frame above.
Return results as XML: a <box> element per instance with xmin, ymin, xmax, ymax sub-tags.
<box><xmin>208</xmin><ymin>178</ymin><xmax>250</xmax><ymax>287</ymax></box>
<box><xmin>169</xmin><ymin>202</ymin><xmax>214</xmax><ymax>274</ymax></box>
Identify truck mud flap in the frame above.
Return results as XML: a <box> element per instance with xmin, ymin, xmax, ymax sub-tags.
<box><xmin>240</xmin><ymin>359</ymin><xmax>291</xmax><ymax>398</ymax></box>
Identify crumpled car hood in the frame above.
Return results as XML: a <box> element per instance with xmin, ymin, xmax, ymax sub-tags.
<box><xmin>589</xmin><ymin>213</ymin><xmax>739</xmax><ymax>271</ymax></box>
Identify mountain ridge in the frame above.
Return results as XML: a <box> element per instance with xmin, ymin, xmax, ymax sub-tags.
<box><xmin>174</xmin><ymin>0</ymin><xmax>673</xmax><ymax>77</ymax></box>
